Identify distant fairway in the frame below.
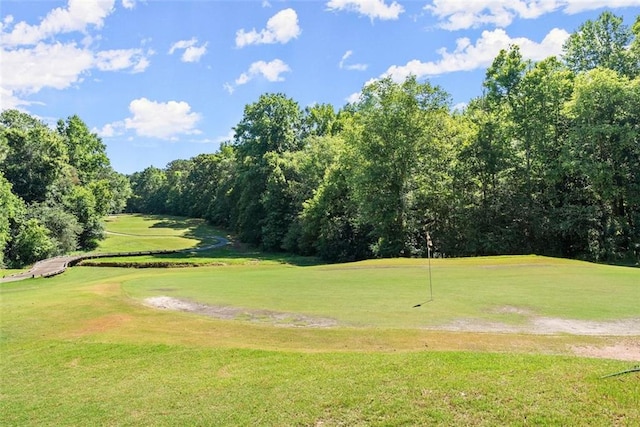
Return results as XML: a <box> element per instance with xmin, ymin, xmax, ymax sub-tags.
<box><xmin>95</xmin><ymin>214</ymin><xmax>212</xmax><ymax>253</ymax></box>
<box><xmin>2</xmin><ymin>215</ymin><xmax>638</xmax><ymax>425</ymax></box>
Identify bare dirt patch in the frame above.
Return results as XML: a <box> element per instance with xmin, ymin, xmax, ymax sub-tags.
<box><xmin>144</xmin><ymin>296</ymin><xmax>339</xmax><ymax>328</ymax></box>
<box><xmin>438</xmin><ymin>318</ymin><xmax>640</xmax><ymax>361</ymax></box>
<box><xmin>572</xmin><ymin>340</ymin><xmax>640</xmax><ymax>362</ymax></box>
<box><xmin>434</xmin><ymin>306</ymin><xmax>640</xmax><ymax>361</ymax></box>
<box><xmin>436</xmin><ymin>317</ymin><xmax>640</xmax><ymax>336</ymax></box>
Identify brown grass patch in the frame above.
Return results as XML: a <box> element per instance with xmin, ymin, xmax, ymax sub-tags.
<box><xmin>70</xmin><ymin>313</ymin><xmax>133</xmax><ymax>337</ymax></box>
<box><xmin>88</xmin><ymin>282</ymin><xmax>121</xmax><ymax>296</ymax></box>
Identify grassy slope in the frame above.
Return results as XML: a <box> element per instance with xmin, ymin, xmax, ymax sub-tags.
<box><xmin>1</xmin><ymin>215</ymin><xmax>639</xmax><ymax>425</ymax></box>
<box><xmin>94</xmin><ymin>214</ymin><xmax>207</xmax><ymax>253</ymax></box>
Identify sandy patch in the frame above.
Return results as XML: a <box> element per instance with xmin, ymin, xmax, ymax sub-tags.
<box><xmin>144</xmin><ymin>296</ymin><xmax>339</xmax><ymax>328</ymax></box>
<box><xmin>434</xmin><ymin>317</ymin><xmax>640</xmax><ymax>336</ymax></box>
<box><xmin>572</xmin><ymin>341</ymin><xmax>640</xmax><ymax>362</ymax></box>
<box><xmin>433</xmin><ymin>308</ymin><xmax>640</xmax><ymax>360</ymax></box>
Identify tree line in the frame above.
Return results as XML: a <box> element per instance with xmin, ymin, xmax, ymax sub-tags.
<box><xmin>127</xmin><ymin>13</ymin><xmax>640</xmax><ymax>264</ymax></box>
<box><xmin>1</xmin><ymin>112</ymin><xmax>131</xmax><ymax>267</ymax></box>
<box><xmin>2</xmin><ymin>12</ymin><xmax>638</xmax><ymax>267</ymax></box>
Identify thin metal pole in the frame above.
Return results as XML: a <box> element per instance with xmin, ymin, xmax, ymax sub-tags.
<box><xmin>428</xmin><ymin>245</ymin><xmax>433</xmax><ymax>301</ymax></box>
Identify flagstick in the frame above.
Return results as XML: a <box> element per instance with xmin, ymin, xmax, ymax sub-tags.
<box><xmin>428</xmin><ymin>243</ymin><xmax>433</xmax><ymax>302</ymax></box>
<box><xmin>413</xmin><ymin>232</ymin><xmax>434</xmax><ymax>308</ymax></box>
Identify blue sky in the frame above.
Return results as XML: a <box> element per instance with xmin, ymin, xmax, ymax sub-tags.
<box><xmin>2</xmin><ymin>0</ymin><xmax>639</xmax><ymax>174</ymax></box>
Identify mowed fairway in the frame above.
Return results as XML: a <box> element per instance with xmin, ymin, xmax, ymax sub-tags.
<box><xmin>1</xmin><ymin>215</ymin><xmax>639</xmax><ymax>425</ymax></box>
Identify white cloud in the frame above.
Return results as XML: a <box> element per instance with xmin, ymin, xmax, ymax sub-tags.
<box><xmin>1</xmin><ymin>15</ymin><xmax>14</xmax><ymax>32</ymax></box>
<box><xmin>95</xmin><ymin>48</ymin><xmax>149</xmax><ymax>72</ymax></box>
<box><xmin>235</xmin><ymin>8</ymin><xmax>301</xmax><ymax>47</ymax></box>
<box><xmin>383</xmin><ymin>27</ymin><xmax>570</xmax><ymax>81</ymax></box>
<box><xmin>132</xmin><ymin>56</ymin><xmax>151</xmax><ymax>73</ymax></box>
<box><xmin>223</xmin><ymin>83</ymin><xmax>235</xmax><ymax>94</ymax></box>
<box><xmin>122</xmin><ymin>0</ymin><xmax>136</xmax><ymax>9</ymax></box>
<box><xmin>326</xmin><ymin>0</ymin><xmax>404</xmax><ymax>21</ymax></box>
<box><xmin>346</xmin><ymin>91</ymin><xmax>363</xmax><ymax>104</ymax></box>
<box><xmin>0</xmin><ymin>0</ymin><xmax>152</xmax><ymax>108</ymax></box>
<box><xmin>234</xmin><ymin>59</ymin><xmax>291</xmax><ymax>86</ymax></box>
<box><xmin>0</xmin><ymin>41</ymin><xmax>152</xmax><ymax>109</ymax></box>
<box><xmin>168</xmin><ymin>38</ymin><xmax>208</xmax><ymax>62</ymax></box>
<box><xmin>1</xmin><ymin>42</ymin><xmax>95</xmax><ymax>94</ymax></box>
<box><xmin>194</xmin><ymin>129</ymin><xmax>235</xmax><ymax>145</ymax></box>
<box><xmin>94</xmin><ymin>121</ymin><xmax>124</xmax><ymax>138</ymax></box>
<box><xmin>182</xmin><ymin>45</ymin><xmax>207</xmax><ymax>63</ymax></box>
<box><xmin>123</xmin><ymin>98</ymin><xmax>202</xmax><ymax>140</ymax></box>
<box><xmin>168</xmin><ymin>38</ymin><xmax>194</xmax><ymax>54</ymax></box>
<box><xmin>339</xmin><ymin>50</ymin><xmax>368</xmax><ymax>71</ymax></box>
<box><xmin>0</xmin><ymin>87</ymin><xmax>34</xmax><ymax>111</ymax></box>
<box><xmin>563</xmin><ymin>0</ymin><xmax>640</xmax><ymax>13</ymax></box>
<box><xmin>1</xmin><ymin>0</ymin><xmax>115</xmax><ymax>46</ymax></box>
<box><xmin>425</xmin><ymin>0</ymin><xmax>640</xmax><ymax>30</ymax></box>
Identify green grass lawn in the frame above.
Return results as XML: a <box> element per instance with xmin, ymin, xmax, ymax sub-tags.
<box><xmin>94</xmin><ymin>214</ymin><xmax>212</xmax><ymax>253</ymax></box>
<box><xmin>91</xmin><ymin>214</ymin><xmax>320</xmax><ymax>266</ymax></box>
<box><xmin>121</xmin><ymin>256</ymin><xmax>640</xmax><ymax>327</ymax></box>
<box><xmin>1</xmin><ymin>215</ymin><xmax>639</xmax><ymax>425</ymax></box>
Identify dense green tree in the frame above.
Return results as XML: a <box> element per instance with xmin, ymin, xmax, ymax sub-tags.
<box><xmin>0</xmin><ymin>174</ymin><xmax>25</xmax><ymax>266</ymax></box>
<box><xmin>0</xmin><ymin>133</ymin><xmax>8</xmax><ymax>163</ymax></box>
<box><xmin>202</xmin><ymin>146</ymin><xmax>237</xmax><ymax>227</ymax></box>
<box><xmin>484</xmin><ymin>45</ymin><xmax>528</xmax><ymax>105</ymax></box>
<box><xmin>182</xmin><ymin>153</ymin><xmax>222</xmax><ymax>219</ymax></box>
<box><xmin>0</xmin><ymin>109</ymin><xmax>42</xmax><ymax>130</ymax></box>
<box><xmin>6</xmin><ymin>218</ymin><xmax>55</xmax><ymax>267</ymax></box>
<box><xmin>301</xmin><ymin>103</ymin><xmax>343</xmax><ymax>138</ymax></box>
<box><xmin>347</xmin><ymin>76</ymin><xmax>451</xmax><ymax>257</ymax></box>
<box><xmin>0</xmin><ymin>110</ymin><xmax>131</xmax><ymax>266</ymax></box>
<box><xmin>260</xmin><ymin>152</ymin><xmax>297</xmax><ymax>251</ymax></box>
<box><xmin>456</xmin><ymin>101</ymin><xmax>514</xmax><ymax>254</ymax></box>
<box><xmin>299</xmin><ymin>161</ymin><xmax>371</xmax><ymax>261</ymax></box>
<box><xmin>233</xmin><ymin>93</ymin><xmax>303</xmax><ymax>245</ymax></box>
<box><xmin>0</xmin><ymin>110</ymin><xmax>69</xmax><ymax>203</ymax></box>
<box><xmin>515</xmin><ymin>57</ymin><xmax>575</xmax><ymax>255</ymax></box>
<box><xmin>29</xmin><ymin>203</ymin><xmax>82</xmax><ymax>255</ymax></box>
<box><xmin>164</xmin><ymin>159</ymin><xmax>192</xmax><ymax>216</ymax></box>
<box><xmin>57</xmin><ymin>115</ymin><xmax>110</xmax><ymax>184</ymax></box>
<box><xmin>65</xmin><ymin>186</ymin><xmax>103</xmax><ymax>250</ymax></box>
<box><xmin>127</xmin><ymin>166</ymin><xmax>168</xmax><ymax>214</ymax></box>
<box><xmin>104</xmin><ymin>170</ymin><xmax>132</xmax><ymax>214</ymax></box>
<box><xmin>271</xmin><ymin>135</ymin><xmax>343</xmax><ymax>253</ymax></box>
<box><xmin>631</xmin><ymin>16</ymin><xmax>640</xmax><ymax>68</ymax></box>
<box><xmin>455</xmin><ymin>46</ymin><xmax>530</xmax><ymax>255</ymax></box>
<box><xmin>564</xmin><ymin>68</ymin><xmax>640</xmax><ymax>260</ymax></box>
<box><xmin>562</xmin><ymin>11</ymin><xmax>638</xmax><ymax>78</ymax></box>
